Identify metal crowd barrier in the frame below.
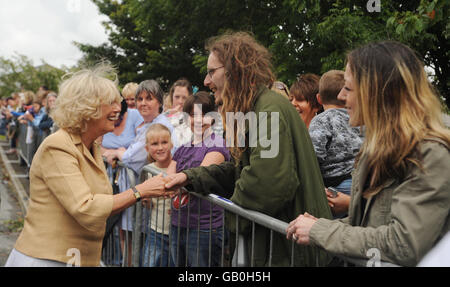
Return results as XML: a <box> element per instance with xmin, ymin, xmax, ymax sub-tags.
<box><xmin>17</xmin><ymin>123</ymin><xmax>30</xmax><ymax>167</ymax></box>
<box><xmin>101</xmin><ymin>161</ymin><xmax>232</xmax><ymax>267</ymax></box>
<box><xmin>16</xmin><ymin>122</ymin><xmax>48</xmax><ymax>169</ymax></box>
<box><xmin>101</xmin><ymin>160</ymin><xmax>400</xmax><ymax>267</ymax></box>
<box><xmin>7</xmin><ymin>122</ymin><xmax>400</xmax><ymax>267</ymax></box>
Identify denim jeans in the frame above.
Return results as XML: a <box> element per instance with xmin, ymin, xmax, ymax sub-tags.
<box><xmin>0</xmin><ymin>118</ymin><xmax>6</xmax><ymax>135</ymax></box>
<box><xmin>332</xmin><ymin>178</ymin><xmax>352</xmax><ymax>219</ymax></box>
<box><xmin>142</xmin><ymin>229</ymin><xmax>173</xmax><ymax>267</ymax></box>
<box><xmin>170</xmin><ymin>225</ymin><xmax>224</xmax><ymax>267</ymax></box>
<box><xmin>110</xmin><ymin>226</ymin><xmax>122</xmax><ymax>266</ymax></box>
<box><xmin>101</xmin><ymin>225</ymin><xmax>122</xmax><ymax>266</ymax></box>
<box><xmin>334</xmin><ymin>178</ymin><xmax>352</xmax><ymax>196</ymax></box>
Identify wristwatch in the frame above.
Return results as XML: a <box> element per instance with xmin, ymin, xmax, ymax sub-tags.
<box><xmin>131</xmin><ymin>186</ymin><xmax>141</xmax><ymax>202</ymax></box>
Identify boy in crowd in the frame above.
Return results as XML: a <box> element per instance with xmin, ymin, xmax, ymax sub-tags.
<box><xmin>308</xmin><ymin>70</ymin><xmax>364</xmax><ymax>217</ymax></box>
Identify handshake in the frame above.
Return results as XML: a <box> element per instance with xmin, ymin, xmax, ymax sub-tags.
<box><xmin>135</xmin><ymin>172</ymin><xmax>189</xmax><ymax>200</ymax></box>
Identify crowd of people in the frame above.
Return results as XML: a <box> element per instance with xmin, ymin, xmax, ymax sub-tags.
<box><xmin>0</xmin><ymin>87</ymin><xmax>57</xmax><ymax>161</ymax></box>
<box><xmin>2</xmin><ymin>31</ymin><xmax>449</xmax><ymax>267</ymax></box>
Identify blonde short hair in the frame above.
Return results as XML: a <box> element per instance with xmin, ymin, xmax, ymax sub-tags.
<box><xmin>122</xmin><ymin>82</ymin><xmax>139</xmax><ymax>98</ymax></box>
<box><xmin>145</xmin><ymin>124</ymin><xmax>172</xmax><ymax>163</ymax></box>
<box><xmin>52</xmin><ymin>64</ymin><xmax>122</xmax><ymax>134</ymax></box>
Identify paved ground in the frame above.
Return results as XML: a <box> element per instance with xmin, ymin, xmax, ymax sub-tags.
<box><xmin>0</xmin><ymin>166</ymin><xmax>22</xmax><ymax>266</ymax></box>
<box><xmin>0</xmin><ymin>138</ymin><xmax>26</xmax><ymax>266</ymax></box>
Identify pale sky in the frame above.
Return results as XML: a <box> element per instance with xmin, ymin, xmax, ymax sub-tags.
<box><xmin>0</xmin><ymin>0</ymin><xmax>109</xmax><ymax>68</ymax></box>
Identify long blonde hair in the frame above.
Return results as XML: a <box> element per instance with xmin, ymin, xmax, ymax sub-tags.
<box><xmin>206</xmin><ymin>31</ymin><xmax>275</xmax><ymax>161</ymax></box>
<box><xmin>348</xmin><ymin>41</ymin><xmax>450</xmax><ymax>197</ymax></box>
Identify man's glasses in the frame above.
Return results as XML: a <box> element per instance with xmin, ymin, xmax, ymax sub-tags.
<box><xmin>206</xmin><ymin>66</ymin><xmax>224</xmax><ymax>78</ymax></box>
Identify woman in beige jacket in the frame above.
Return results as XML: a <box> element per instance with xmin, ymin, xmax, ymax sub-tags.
<box><xmin>6</xmin><ymin>64</ymin><xmax>173</xmax><ymax>267</ymax></box>
<box><xmin>287</xmin><ymin>41</ymin><xmax>450</xmax><ymax>267</ymax></box>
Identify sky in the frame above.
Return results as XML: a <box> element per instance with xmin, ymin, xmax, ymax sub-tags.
<box><xmin>0</xmin><ymin>0</ymin><xmax>109</xmax><ymax>68</ymax></box>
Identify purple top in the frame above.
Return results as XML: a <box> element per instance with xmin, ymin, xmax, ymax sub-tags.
<box><xmin>171</xmin><ymin>132</ymin><xmax>230</xmax><ymax>229</ymax></box>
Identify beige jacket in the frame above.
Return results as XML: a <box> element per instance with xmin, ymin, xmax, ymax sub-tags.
<box><xmin>309</xmin><ymin>139</ymin><xmax>450</xmax><ymax>266</ymax></box>
<box><xmin>15</xmin><ymin>129</ymin><xmax>113</xmax><ymax>266</ymax></box>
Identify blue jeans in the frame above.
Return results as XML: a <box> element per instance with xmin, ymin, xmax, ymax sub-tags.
<box><xmin>334</xmin><ymin>178</ymin><xmax>352</xmax><ymax>196</ymax></box>
<box><xmin>332</xmin><ymin>178</ymin><xmax>352</xmax><ymax>219</ymax></box>
<box><xmin>0</xmin><ymin>118</ymin><xmax>6</xmax><ymax>135</ymax></box>
<box><xmin>102</xmin><ymin>225</ymin><xmax>122</xmax><ymax>266</ymax></box>
<box><xmin>142</xmin><ymin>229</ymin><xmax>173</xmax><ymax>267</ymax></box>
<box><xmin>170</xmin><ymin>225</ymin><xmax>224</xmax><ymax>267</ymax></box>
<box><xmin>111</xmin><ymin>226</ymin><xmax>122</xmax><ymax>266</ymax></box>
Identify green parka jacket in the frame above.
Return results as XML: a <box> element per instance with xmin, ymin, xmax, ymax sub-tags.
<box><xmin>309</xmin><ymin>138</ymin><xmax>450</xmax><ymax>266</ymax></box>
<box><xmin>183</xmin><ymin>86</ymin><xmax>333</xmax><ymax>266</ymax></box>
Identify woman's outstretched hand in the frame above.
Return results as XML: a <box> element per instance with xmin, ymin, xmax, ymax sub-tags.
<box><xmin>164</xmin><ymin>172</ymin><xmax>188</xmax><ymax>192</ymax></box>
<box><xmin>138</xmin><ymin>174</ymin><xmax>175</xmax><ymax>198</ymax></box>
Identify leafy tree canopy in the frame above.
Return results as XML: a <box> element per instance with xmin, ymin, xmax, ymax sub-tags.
<box><xmin>0</xmin><ymin>54</ymin><xmax>68</xmax><ymax>98</ymax></box>
<box><xmin>74</xmin><ymin>0</ymin><xmax>448</xmax><ymax>109</ymax></box>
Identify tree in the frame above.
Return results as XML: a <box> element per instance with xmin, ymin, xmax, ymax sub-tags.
<box><xmin>386</xmin><ymin>0</ymin><xmax>449</xmax><ymax>109</ymax></box>
<box><xmin>78</xmin><ymin>0</ymin><xmax>449</xmax><ymax>109</ymax></box>
<box><xmin>77</xmin><ymin>0</ymin><xmax>308</xmax><ymax>89</ymax></box>
<box><xmin>0</xmin><ymin>54</ymin><xmax>67</xmax><ymax>98</ymax></box>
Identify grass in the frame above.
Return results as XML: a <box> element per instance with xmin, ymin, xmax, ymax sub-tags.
<box><xmin>3</xmin><ymin>218</ymin><xmax>24</xmax><ymax>233</ymax></box>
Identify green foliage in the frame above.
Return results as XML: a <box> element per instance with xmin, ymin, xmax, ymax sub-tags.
<box><xmin>386</xmin><ymin>0</ymin><xmax>449</xmax><ymax>108</ymax></box>
<box><xmin>0</xmin><ymin>54</ymin><xmax>68</xmax><ymax>98</ymax></box>
<box><xmin>1</xmin><ymin>1</ymin><xmax>446</xmax><ymax>114</ymax></box>
<box><xmin>74</xmin><ymin>0</ymin><xmax>450</xmax><ymax>109</ymax></box>
<box><xmin>3</xmin><ymin>218</ymin><xmax>24</xmax><ymax>233</ymax></box>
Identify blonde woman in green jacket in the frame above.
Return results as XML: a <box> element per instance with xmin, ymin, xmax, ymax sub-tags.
<box><xmin>287</xmin><ymin>41</ymin><xmax>450</xmax><ymax>267</ymax></box>
<box><xmin>165</xmin><ymin>32</ymin><xmax>333</xmax><ymax>267</ymax></box>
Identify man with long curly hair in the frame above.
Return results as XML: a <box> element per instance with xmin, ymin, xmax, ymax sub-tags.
<box><xmin>166</xmin><ymin>32</ymin><xmax>332</xmax><ymax>266</ymax></box>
